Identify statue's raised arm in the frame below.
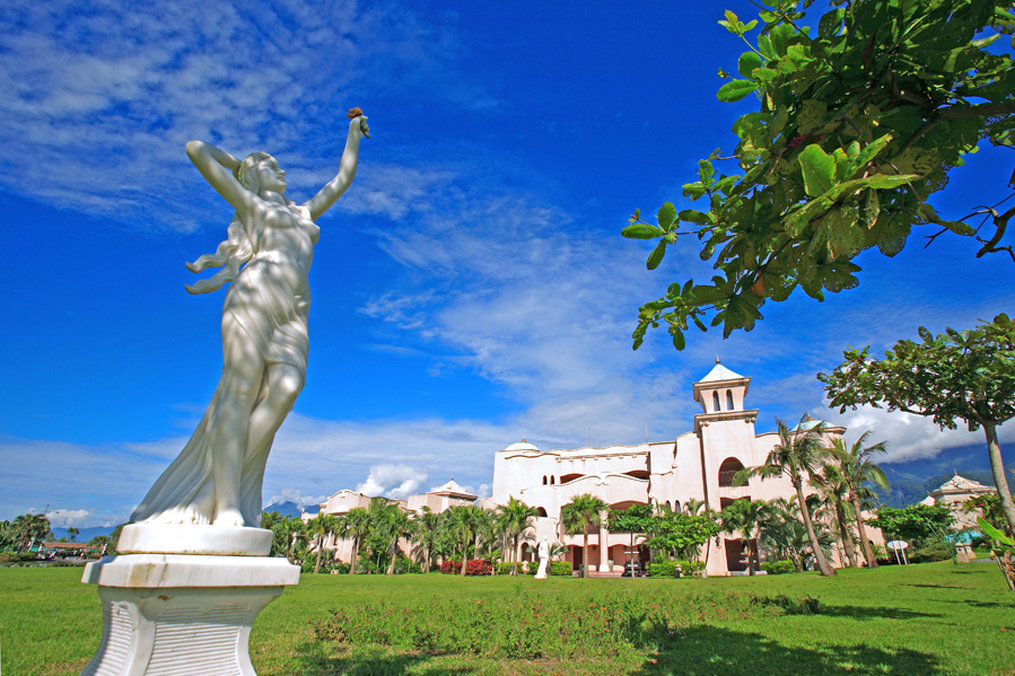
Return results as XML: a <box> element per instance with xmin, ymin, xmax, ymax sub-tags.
<box><xmin>304</xmin><ymin>110</ymin><xmax>370</xmax><ymax>221</ymax></box>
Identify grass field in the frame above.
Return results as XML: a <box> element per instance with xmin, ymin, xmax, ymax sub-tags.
<box><xmin>1</xmin><ymin>561</ymin><xmax>1012</xmax><ymax>674</ymax></box>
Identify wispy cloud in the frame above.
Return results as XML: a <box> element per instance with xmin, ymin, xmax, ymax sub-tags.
<box><xmin>0</xmin><ymin>0</ymin><xmax>485</xmax><ymax>231</ymax></box>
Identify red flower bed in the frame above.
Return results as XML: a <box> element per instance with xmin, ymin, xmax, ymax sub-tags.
<box><xmin>439</xmin><ymin>559</ymin><xmax>491</xmax><ymax>575</ymax></box>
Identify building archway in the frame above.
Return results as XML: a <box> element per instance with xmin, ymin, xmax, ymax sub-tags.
<box><xmin>718</xmin><ymin>457</ymin><xmax>746</xmax><ymax>487</ymax></box>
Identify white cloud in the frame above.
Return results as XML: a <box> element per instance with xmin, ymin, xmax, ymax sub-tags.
<box><xmin>42</xmin><ymin>508</ymin><xmax>93</xmax><ymax>528</ymax></box>
<box><xmin>816</xmin><ymin>404</ymin><xmax>1015</xmax><ymax>464</ymax></box>
<box><xmin>265</xmin><ymin>489</ymin><xmax>327</xmax><ymax>509</ymax></box>
<box><xmin>356</xmin><ymin>463</ymin><xmax>427</xmax><ymax>499</ymax></box>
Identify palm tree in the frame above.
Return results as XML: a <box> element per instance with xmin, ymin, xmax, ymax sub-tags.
<box><xmin>12</xmin><ymin>513</ymin><xmax>51</xmax><ymax>552</ymax></box>
<box><xmin>496</xmin><ymin>497</ymin><xmax>539</xmax><ymax>574</ymax></box>
<box><xmin>306</xmin><ymin>513</ymin><xmax>340</xmax><ymax>574</ymax></box>
<box><xmin>410</xmin><ymin>507</ymin><xmax>442</xmax><ymax>573</ymax></box>
<box><xmin>444</xmin><ymin>505</ymin><xmax>485</xmax><ymax>576</ymax></box>
<box><xmin>736</xmin><ymin>415</ymin><xmax>837</xmax><ymax>576</ymax></box>
<box><xmin>337</xmin><ymin>508</ymin><xmax>371</xmax><ymax>574</ymax></box>
<box><xmin>816</xmin><ymin>460</ymin><xmax>856</xmax><ymax>564</ymax></box>
<box><xmin>561</xmin><ymin>494</ymin><xmax>607</xmax><ymax>577</ymax></box>
<box><xmin>830</xmin><ymin>432</ymin><xmax>889</xmax><ymax>568</ymax></box>
<box><xmin>273</xmin><ymin>516</ymin><xmax>307</xmax><ymax>564</ymax></box>
<box><xmin>719</xmin><ymin>498</ymin><xmax>764</xmax><ymax>574</ymax></box>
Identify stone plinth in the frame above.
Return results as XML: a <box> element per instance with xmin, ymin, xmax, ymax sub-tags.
<box><xmin>81</xmin><ymin>553</ymin><xmax>299</xmax><ymax>675</ymax></box>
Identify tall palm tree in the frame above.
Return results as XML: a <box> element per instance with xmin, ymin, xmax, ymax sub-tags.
<box><xmin>815</xmin><ymin>462</ymin><xmax>858</xmax><ymax>568</ymax></box>
<box><xmin>338</xmin><ymin>507</ymin><xmax>371</xmax><ymax>574</ymax></box>
<box><xmin>736</xmin><ymin>415</ymin><xmax>837</xmax><ymax>576</ymax></box>
<box><xmin>410</xmin><ymin>507</ymin><xmax>442</xmax><ymax>573</ymax></box>
<box><xmin>561</xmin><ymin>494</ymin><xmax>607</xmax><ymax>577</ymax></box>
<box><xmin>445</xmin><ymin>505</ymin><xmax>486</xmax><ymax>576</ymax></box>
<box><xmin>830</xmin><ymin>432</ymin><xmax>889</xmax><ymax>568</ymax></box>
<box><xmin>496</xmin><ymin>497</ymin><xmax>539</xmax><ymax>574</ymax></box>
<box><xmin>306</xmin><ymin>513</ymin><xmax>340</xmax><ymax>574</ymax></box>
<box><xmin>719</xmin><ymin>498</ymin><xmax>765</xmax><ymax>574</ymax></box>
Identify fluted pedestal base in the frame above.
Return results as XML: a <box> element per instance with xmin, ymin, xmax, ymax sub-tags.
<box><xmin>81</xmin><ymin>554</ymin><xmax>299</xmax><ymax>675</ymax></box>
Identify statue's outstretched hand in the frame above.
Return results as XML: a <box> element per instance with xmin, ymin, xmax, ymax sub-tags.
<box><xmin>347</xmin><ymin>108</ymin><xmax>369</xmax><ymax>140</ymax></box>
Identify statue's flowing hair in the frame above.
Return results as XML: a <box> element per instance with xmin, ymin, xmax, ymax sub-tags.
<box><xmin>185</xmin><ymin>151</ymin><xmax>291</xmax><ymax>294</ymax></box>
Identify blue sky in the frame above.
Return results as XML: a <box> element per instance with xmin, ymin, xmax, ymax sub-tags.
<box><xmin>1</xmin><ymin>0</ymin><xmax>1012</xmax><ymax>528</ymax></box>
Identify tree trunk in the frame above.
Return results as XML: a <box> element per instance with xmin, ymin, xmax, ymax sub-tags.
<box><xmin>313</xmin><ymin>536</ymin><xmax>323</xmax><ymax>574</ymax></box>
<box><xmin>386</xmin><ymin>537</ymin><xmax>397</xmax><ymax>575</ymax></box>
<box><xmin>851</xmin><ymin>490</ymin><xmax>878</xmax><ymax>568</ymax></box>
<box><xmin>349</xmin><ymin>538</ymin><xmax>359</xmax><ymax>574</ymax></box>
<box><xmin>984</xmin><ymin>422</ymin><xmax>1015</xmax><ymax>536</ymax></box>
<box><xmin>460</xmin><ymin>535</ymin><xmax>469</xmax><ymax>577</ymax></box>
<box><xmin>582</xmin><ymin>527</ymin><xmax>590</xmax><ymax>578</ymax></box>
<box><xmin>795</xmin><ymin>481</ymin><xmax>837</xmax><ymax>577</ymax></box>
<box><xmin>835</xmin><ymin>501</ymin><xmax>857</xmax><ymax>568</ymax></box>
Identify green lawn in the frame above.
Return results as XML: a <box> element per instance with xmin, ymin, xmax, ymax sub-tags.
<box><xmin>1</xmin><ymin>562</ymin><xmax>1012</xmax><ymax>674</ymax></box>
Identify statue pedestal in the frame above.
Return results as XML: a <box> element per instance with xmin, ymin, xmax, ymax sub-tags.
<box><xmin>81</xmin><ymin>552</ymin><xmax>299</xmax><ymax>675</ymax></box>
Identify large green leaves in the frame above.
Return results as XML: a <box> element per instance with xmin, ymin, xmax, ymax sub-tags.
<box><xmin>626</xmin><ymin>1</ymin><xmax>1015</xmax><ymax>351</ymax></box>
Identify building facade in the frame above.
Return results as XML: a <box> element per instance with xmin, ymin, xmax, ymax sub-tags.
<box><xmin>310</xmin><ymin>362</ymin><xmax>872</xmax><ymax>575</ymax></box>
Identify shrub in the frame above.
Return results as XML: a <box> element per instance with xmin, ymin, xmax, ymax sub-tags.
<box><xmin>329</xmin><ymin>562</ymin><xmax>351</xmax><ymax>575</ymax></box>
<box><xmin>647</xmin><ymin>560</ymin><xmax>679</xmax><ymax>577</ymax></box>
<box><xmin>439</xmin><ymin>559</ymin><xmax>491</xmax><ymax>575</ymax></box>
<box><xmin>549</xmin><ymin>561</ymin><xmax>573</xmax><ymax>576</ymax></box>
<box><xmin>761</xmin><ymin>560</ymin><xmax>795</xmax><ymax>575</ymax></box>
<box><xmin>910</xmin><ymin>541</ymin><xmax>952</xmax><ymax>563</ymax></box>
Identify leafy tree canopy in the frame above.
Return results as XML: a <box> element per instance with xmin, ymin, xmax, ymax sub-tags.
<box><xmin>624</xmin><ymin>0</ymin><xmax>1015</xmax><ymax>350</ymax></box>
<box><xmin>868</xmin><ymin>504</ymin><xmax>952</xmax><ymax>544</ymax></box>
<box><xmin>819</xmin><ymin>314</ymin><xmax>1015</xmax><ymax>533</ymax></box>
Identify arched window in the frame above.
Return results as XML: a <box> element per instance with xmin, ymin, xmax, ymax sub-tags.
<box><xmin>542</xmin><ymin>476</ymin><xmax>547</xmax><ymax>485</ymax></box>
<box><xmin>713</xmin><ymin>391</ymin><xmax>721</xmax><ymax>412</ymax></box>
<box><xmin>536</xmin><ymin>507</ymin><xmax>548</xmax><ymax>517</ymax></box>
<box><xmin>726</xmin><ymin>389</ymin><xmax>734</xmax><ymax>410</ymax></box>
<box><xmin>718</xmin><ymin>457</ymin><xmax>746</xmax><ymax>487</ymax></box>
<box><xmin>550</xmin><ymin>476</ymin><xmax>555</xmax><ymax>485</ymax></box>
<box><xmin>673</xmin><ymin>500</ymin><xmax>681</xmax><ymax>513</ymax></box>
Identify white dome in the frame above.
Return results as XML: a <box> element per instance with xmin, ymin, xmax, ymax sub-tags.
<box><xmin>504</xmin><ymin>439</ymin><xmax>539</xmax><ymax>452</ymax></box>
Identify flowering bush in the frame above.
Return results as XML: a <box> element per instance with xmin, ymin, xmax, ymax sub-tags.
<box><xmin>439</xmin><ymin>559</ymin><xmax>491</xmax><ymax>575</ymax></box>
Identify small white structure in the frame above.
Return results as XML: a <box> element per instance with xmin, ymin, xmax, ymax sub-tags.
<box><xmin>920</xmin><ymin>473</ymin><xmax>997</xmax><ymax>529</ymax></box>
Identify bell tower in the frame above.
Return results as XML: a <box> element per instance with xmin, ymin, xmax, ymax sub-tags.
<box><xmin>692</xmin><ymin>358</ymin><xmax>756</xmax><ymax>432</ymax></box>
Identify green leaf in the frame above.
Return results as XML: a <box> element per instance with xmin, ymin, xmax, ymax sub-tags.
<box><xmin>738</xmin><ymin>51</ymin><xmax>763</xmax><ymax>78</ymax></box>
<box><xmin>854</xmin><ymin>133</ymin><xmax>894</xmax><ymax>169</ymax></box>
<box><xmin>798</xmin><ymin>144</ymin><xmax>837</xmax><ymax>197</ymax></box>
<box><xmin>978</xmin><ymin>517</ymin><xmax>1015</xmax><ymax>547</ymax></box>
<box><xmin>678</xmin><ymin>209</ymin><xmax>711</xmax><ymax>224</ymax></box>
<box><xmin>682</xmin><ymin>182</ymin><xmax>707</xmax><ymax>199</ymax></box>
<box><xmin>657</xmin><ymin>202</ymin><xmax>677</xmax><ymax>229</ymax></box>
<box><xmin>865</xmin><ymin>174</ymin><xmax>918</xmax><ymax>189</ymax></box>
<box><xmin>622</xmin><ymin>224</ymin><xmax>665</xmax><ymax>239</ymax></box>
<box><xmin>671</xmin><ymin>327</ymin><xmax>686</xmax><ymax>350</ymax></box>
<box><xmin>647</xmin><ymin>241</ymin><xmax>666</xmax><ymax>270</ymax></box>
<box><xmin>717</xmin><ymin>79</ymin><xmax>758</xmax><ymax>102</ymax></box>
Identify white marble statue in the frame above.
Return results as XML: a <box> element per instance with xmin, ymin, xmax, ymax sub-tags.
<box><xmin>535</xmin><ymin>538</ymin><xmax>550</xmax><ymax>579</ymax></box>
<box><xmin>130</xmin><ymin>111</ymin><xmax>370</xmax><ymax>529</ymax></box>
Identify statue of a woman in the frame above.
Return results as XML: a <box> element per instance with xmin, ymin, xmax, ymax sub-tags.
<box><xmin>130</xmin><ymin>112</ymin><xmax>370</xmax><ymax>529</ymax></box>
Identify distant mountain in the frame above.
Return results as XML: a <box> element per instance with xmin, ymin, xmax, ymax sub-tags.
<box><xmin>262</xmin><ymin>500</ymin><xmax>315</xmax><ymax>518</ymax></box>
<box><xmin>877</xmin><ymin>442</ymin><xmax>1012</xmax><ymax>507</ymax></box>
<box><xmin>48</xmin><ymin>525</ymin><xmax>115</xmax><ymax>542</ymax></box>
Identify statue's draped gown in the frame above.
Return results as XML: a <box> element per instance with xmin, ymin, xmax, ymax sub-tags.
<box><xmin>131</xmin><ymin>205</ymin><xmax>318</xmax><ymax>527</ymax></box>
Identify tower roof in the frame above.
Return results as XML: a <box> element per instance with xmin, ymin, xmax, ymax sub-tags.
<box><xmin>430</xmin><ymin>478</ymin><xmax>478</xmax><ymax>500</ymax></box>
<box><xmin>698</xmin><ymin>362</ymin><xmax>746</xmax><ymax>383</ymax></box>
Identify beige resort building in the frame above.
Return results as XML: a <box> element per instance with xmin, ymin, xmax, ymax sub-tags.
<box><xmin>308</xmin><ymin>362</ymin><xmax>876</xmax><ymax>576</ymax></box>
<box><xmin>920</xmin><ymin>473</ymin><xmax>997</xmax><ymax>530</ymax></box>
